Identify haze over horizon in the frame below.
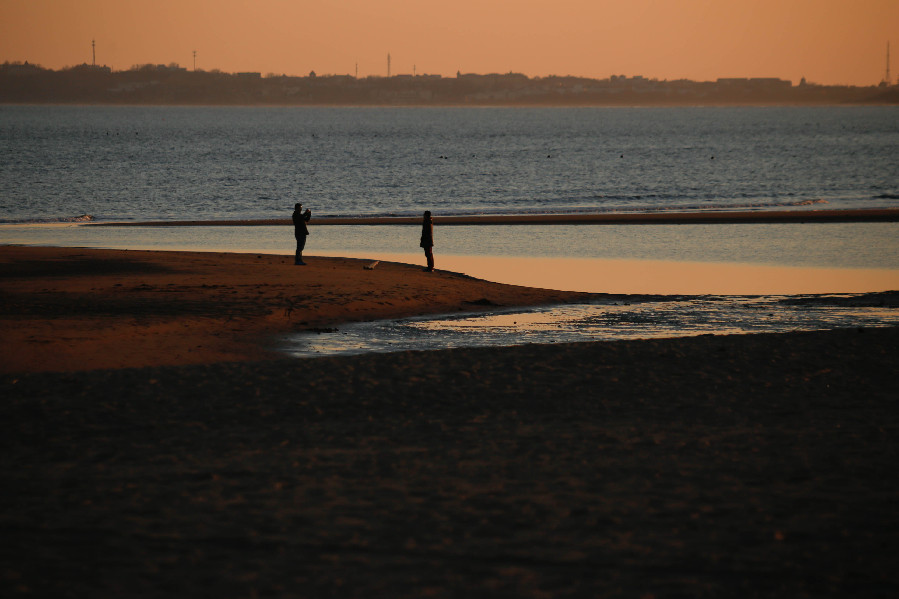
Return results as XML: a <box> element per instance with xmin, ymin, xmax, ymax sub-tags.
<box><xmin>1</xmin><ymin>0</ymin><xmax>896</xmax><ymax>87</ymax></box>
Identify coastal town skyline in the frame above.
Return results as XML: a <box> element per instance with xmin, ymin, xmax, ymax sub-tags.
<box><xmin>1</xmin><ymin>0</ymin><xmax>897</xmax><ymax>87</ymax></box>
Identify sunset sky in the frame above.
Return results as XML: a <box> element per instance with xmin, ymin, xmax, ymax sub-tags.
<box><xmin>2</xmin><ymin>0</ymin><xmax>896</xmax><ymax>86</ymax></box>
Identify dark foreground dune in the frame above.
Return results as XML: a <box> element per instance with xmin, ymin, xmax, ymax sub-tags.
<box><xmin>3</xmin><ymin>327</ymin><xmax>898</xmax><ymax>597</ymax></box>
<box><xmin>2</xmin><ymin>245</ymin><xmax>898</xmax><ymax>597</ymax></box>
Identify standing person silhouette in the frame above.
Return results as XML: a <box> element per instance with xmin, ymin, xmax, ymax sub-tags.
<box><xmin>292</xmin><ymin>203</ymin><xmax>311</xmax><ymax>265</ymax></box>
<box><xmin>420</xmin><ymin>210</ymin><xmax>434</xmax><ymax>272</ymax></box>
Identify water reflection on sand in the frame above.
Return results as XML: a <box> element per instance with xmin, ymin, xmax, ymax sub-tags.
<box><xmin>282</xmin><ymin>295</ymin><xmax>899</xmax><ymax>358</ymax></box>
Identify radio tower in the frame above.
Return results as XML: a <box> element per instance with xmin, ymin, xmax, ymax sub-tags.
<box><xmin>92</xmin><ymin>39</ymin><xmax>96</xmax><ymax>66</ymax></box>
<box><xmin>886</xmin><ymin>42</ymin><xmax>892</xmax><ymax>86</ymax></box>
<box><xmin>387</xmin><ymin>53</ymin><xmax>391</xmax><ymax>78</ymax></box>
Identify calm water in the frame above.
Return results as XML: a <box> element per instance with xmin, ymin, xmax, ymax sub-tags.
<box><xmin>281</xmin><ymin>296</ymin><xmax>899</xmax><ymax>358</ymax></box>
<box><xmin>2</xmin><ymin>105</ymin><xmax>898</xmax><ymax>223</ymax></box>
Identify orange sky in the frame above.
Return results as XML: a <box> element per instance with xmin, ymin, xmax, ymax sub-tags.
<box><xmin>2</xmin><ymin>0</ymin><xmax>896</xmax><ymax>86</ymax></box>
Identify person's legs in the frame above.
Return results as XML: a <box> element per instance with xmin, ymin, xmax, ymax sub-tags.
<box><xmin>424</xmin><ymin>247</ymin><xmax>434</xmax><ymax>271</ymax></box>
<box><xmin>296</xmin><ymin>236</ymin><xmax>307</xmax><ymax>265</ymax></box>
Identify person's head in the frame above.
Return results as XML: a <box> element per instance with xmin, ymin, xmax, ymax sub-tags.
<box><xmin>294</xmin><ymin>203</ymin><xmax>302</xmax><ymax>211</ymax></box>
<box><xmin>423</xmin><ymin>210</ymin><xmax>432</xmax><ymax>220</ymax></box>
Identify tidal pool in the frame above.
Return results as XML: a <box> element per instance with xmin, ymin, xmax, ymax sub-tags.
<box><xmin>280</xmin><ymin>294</ymin><xmax>899</xmax><ymax>358</ymax></box>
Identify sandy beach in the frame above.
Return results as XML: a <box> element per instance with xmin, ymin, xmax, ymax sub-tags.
<box><xmin>2</xmin><ymin>245</ymin><xmax>898</xmax><ymax>597</ymax></box>
<box><xmin>0</xmin><ymin>245</ymin><xmax>590</xmax><ymax>374</ymax></box>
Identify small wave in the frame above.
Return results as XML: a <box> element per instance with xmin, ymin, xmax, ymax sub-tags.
<box><xmin>580</xmin><ymin>196</ymin><xmax>829</xmax><ymax>212</ymax></box>
<box><xmin>314</xmin><ymin>198</ymin><xmax>839</xmax><ymax>221</ymax></box>
<box><xmin>556</xmin><ymin>197</ymin><xmax>831</xmax><ymax>214</ymax></box>
<box><xmin>0</xmin><ymin>214</ymin><xmax>96</xmax><ymax>225</ymax></box>
<box><xmin>874</xmin><ymin>194</ymin><xmax>899</xmax><ymax>200</ymax></box>
<box><xmin>790</xmin><ymin>199</ymin><xmax>828</xmax><ymax>206</ymax></box>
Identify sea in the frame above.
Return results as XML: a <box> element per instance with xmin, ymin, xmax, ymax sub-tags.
<box><xmin>2</xmin><ymin>105</ymin><xmax>898</xmax><ymax>223</ymax></box>
<box><xmin>2</xmin><ymin>105</ymin><xmax>898</xmax><ymax>353</ymax></box>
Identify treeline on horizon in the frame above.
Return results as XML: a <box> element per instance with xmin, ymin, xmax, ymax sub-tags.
<box><xmin>2</xmin><ymin>60</ymin><xmax>897</xmax><ymax>106</ymax></box>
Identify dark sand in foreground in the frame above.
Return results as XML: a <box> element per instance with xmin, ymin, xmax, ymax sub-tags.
<box><xmin>2</xmin><ymin>246</ymin><xmax>898</xmax><ymax>597</ymax></box>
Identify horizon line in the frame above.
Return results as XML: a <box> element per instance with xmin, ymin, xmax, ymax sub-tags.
<box><xmin>5</xmin><ymin>60</ymin><xmax>894</xmax><ymax>89</ymax></box>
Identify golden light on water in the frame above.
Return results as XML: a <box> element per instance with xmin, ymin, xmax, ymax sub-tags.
<box><xmin>319</xmin><ymin>252</ymin><xmax>899</xmax><ymax>295</ymax></box>
<box><xmin>451</xmin><ymin>256</ymin><xmax>899</xmax><ymax>295</ymax></box>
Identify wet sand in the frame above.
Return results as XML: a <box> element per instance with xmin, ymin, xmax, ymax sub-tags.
<box><xmin>2</xmin><ymin>245</ymin><xmax>898</xmax><ymax>596</ymax></box>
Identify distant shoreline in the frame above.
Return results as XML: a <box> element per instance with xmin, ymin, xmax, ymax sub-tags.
<box><xmin>89</xmin><ymin>208</ymin><xmax>899</xmax><ymax>227</ymax></box>
<box><xmin>4</xmin><ymin>63</ymin><xmax>898</xmax><ymax>106</ymax></box>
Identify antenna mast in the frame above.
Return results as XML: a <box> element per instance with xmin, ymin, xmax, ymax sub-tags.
<box><xmin>387</xmin><ymin>53</ymin><xmax>391</xmax><ymax>78</ymax></box>
<box><xmin>92</xmin><ymin>39</ymin><xmax>96</xmax><ymax>66</ymax></box>
<box><xmin>193</xmin><ymin>50</ymin><xmax>197</xmax><ymax>71</ymax></box>
<box><xmin>887</xmin><ymin>41</ymin><xmax>892</xmax><ymax>85</ymax></box>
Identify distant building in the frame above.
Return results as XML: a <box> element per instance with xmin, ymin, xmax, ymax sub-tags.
<box><xmin>2</xmin><ymin>61</ymin><xmax>45</xmax><ymax>75</ymax></box>
<box><xmin>155</xmin><ymin>64</ymin><xmax>186</xmax><ymax>72</ymax></box>
<box><xmin>69</xmin><ymin>63</ymin><xmax>112</xmax><ymax>74</ymax></box>
<box><xmin>717</xmin><ymin>78</ymin><xmax>792</xmax><ymax>88</ymax></box>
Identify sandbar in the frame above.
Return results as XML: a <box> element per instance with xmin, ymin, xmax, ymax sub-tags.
<box><xmin>0</xmin><ymin>245</ymin><xmax>590</xmax><ymax>374</ymax></box>
<box><xmin>89</xmin><ymin>207</ymin><xmax>899</xmax><ymax>227</ymax></box>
